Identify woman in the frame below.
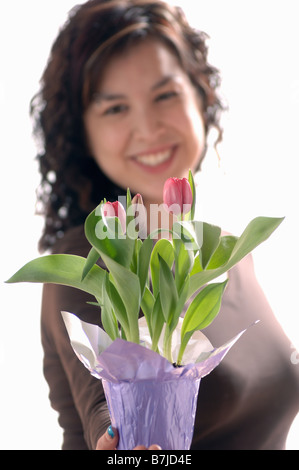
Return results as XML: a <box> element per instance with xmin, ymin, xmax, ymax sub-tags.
<box><xmin>32</xmin><ymin>0</ymin><xmax>299</xmax><ymax>449</ymax></box>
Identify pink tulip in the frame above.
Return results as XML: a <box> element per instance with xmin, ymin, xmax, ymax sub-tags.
<box><xmin>102</xmin><ymin>201</ymin><xmax>126</xmax><ymax>233</ymax></box>
<box><xmin>163</xmin><ymin>177</ymin><xmax>193</xmax><ymax>216</ymax></box>
<box><xmin>130</xmin><ymin>193</ymin><xmax>147</xmax><ymax>236</ymax></box>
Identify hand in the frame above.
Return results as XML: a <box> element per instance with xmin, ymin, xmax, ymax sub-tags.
<box><xmin>96</xmin><ymin>426</ymin><xmax>161</xmax><ymax>450</ymax></box>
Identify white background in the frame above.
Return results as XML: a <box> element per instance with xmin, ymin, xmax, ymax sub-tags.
<box><xmin>0</xmin><ymin>0</ymin><xmax>298</xmax><ymax>450</ymax></box>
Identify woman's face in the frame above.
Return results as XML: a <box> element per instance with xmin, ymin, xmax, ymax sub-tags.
<box><xmin>84</xmin><ymin>39</ymin><xmax>206</xmax><ymax>208</ymax></box>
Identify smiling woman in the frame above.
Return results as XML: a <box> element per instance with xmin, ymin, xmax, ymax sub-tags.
<box><xmin>31</xmin><ymin>0</ymin><xmax>223</xmax><ymax>253</ymax></box>
<box><xmin>83</xmin><ymin>39</ymin><xmax>206</xmax><ymax>209</ymax></box>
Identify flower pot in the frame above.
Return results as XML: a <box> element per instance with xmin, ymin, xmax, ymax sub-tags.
<box><xmin>102</xmin><ymin>375</ymin><xmax>201</xmax><ymax>450</ymax></box>
<box><xmin>61</xmin><ymin>311</ymin><xmax>249</xmax><ymax>450</ymax></box>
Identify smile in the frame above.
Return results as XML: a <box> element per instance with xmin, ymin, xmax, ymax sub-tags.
<box><xmin>134</xmin><ymin>149</ymin><xmax>173</xmax><ymax>167</ymax></box>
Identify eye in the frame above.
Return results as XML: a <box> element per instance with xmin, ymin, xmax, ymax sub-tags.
<box><xmin>155</xmin><ymin>91</ymin><xmax>178</xmax><ymax>102</ymax></box>
<box><xmin>103</xmin><ymin>103</ymin><xmax>128</xmax><ymax>116</ymax></box>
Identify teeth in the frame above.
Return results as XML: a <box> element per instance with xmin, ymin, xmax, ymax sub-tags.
<box><xmin>135</xmin><ymin>150</ymin><xmax>171</xmax><ymax>166</ymax></box>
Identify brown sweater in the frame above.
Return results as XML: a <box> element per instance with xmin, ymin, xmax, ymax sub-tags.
<box><xmin>41</xmin><ymin>225</ymin><xmax>299</xmax><ymax>450</ymax></box>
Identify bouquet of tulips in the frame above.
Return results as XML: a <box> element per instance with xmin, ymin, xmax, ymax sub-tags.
<box><xmin>7</xmin><ymin>171</ymin><xmax>283</xmax><ymax>449</ymax></box>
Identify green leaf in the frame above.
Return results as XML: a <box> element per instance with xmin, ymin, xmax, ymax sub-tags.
<box><xmin>188</xmin><ymin>217</ymin><xmax>284</xmax><ymax>297</ymax></box>
<box><xmin>102</xmin><ymin>255</ymin><xmax>141</xmax><ymax>343</ymax></box>
<box><xmin>106</xmin><ymin>276</ymin><xmax>130</xmax><ymax>338</ymax></box>
<box><xmin>229</xmin><ymin>216</ymin><xmax>284</xmax><ymax>266</ymax></box>
<box><xmin>170</xmin><ymin>275</ymin><xmax>190</xmax><ymax>332</ymax></box>
<box><xmin>151</xmin><ymin>293</ymin><xmax>165</xmax><ymax>352</ymax></box>
<box><xmin>6</xmin><ymin>254</ymin><xmax>105</xmax><ymax>301</ymax></box>
<box><xmin>137</xmin><ymin>236</ymin><xmax>153</xmax><ymax>298</ymax></box>
<box><xmin>100</xmin><ymin>275</ymin><xmax>119</xmax><ymax>340</ymax></box>
<box><xmin>182</xmin><ymin>281</ymin><xmax>228</xmax><ymax>334</ymax></box>
<box><xmin>150</xmin><ymin>239</ymin><xmax>174</xmax><ymax>297</ymax></box>
<box><xmin>206</xmin><ymin>235</ymin><xmax>238</xmax><ymax>270</ymax></box>
<box><xmin>190</xmin><ymin>254</ymin><xmax>203</xmax><ymax>275</ymax></box>
<box><xmin>140</xmin><ymin>286</ymin><xmax>155</xmax><ymax>336</ymax></box>
<box><xmin>125</xmin><ymin>188</ymin><xmax>135</xmax><ymax>234</ymax></box>
<box><xmin>84</xmin><ymin>205</ymin><xmax>135</xmax><ymax>269</ymax></box>
<box><xmin>200</xmin><ymin>222</ymin><xmax>221</xmax><ymax>269</ymax></box>
<box><xmin>158</xmin><ymin>254</ymin><xmax>178</xmax><ymax>323</ymax></box>
<box><xmin>172</xmin><ymin>220</ymin><xmax>203</xmax><ymax>251</ymax></box>
<box><xmin>82</xmin><ymin>246</ymin><xmax>100</xmax><ymax>280</ymax></box>
<box><xmin>85</xmin><ymin>203</ymin><xmax>142</xmax><ymax>343</ymax></box>
<box><xmin>173</xmin><ymin>237</ymin><xmax>194</xmax><ymax>292</ymax></box>
<box><xmin>178</xmin><ymin>280</ymin><xmax>228</xmax><ymax>364</ymax></box>
<box><xmin>130</xmin><ymin>238</ymin><xmax>142</xmax><ymax>275</ymax></box>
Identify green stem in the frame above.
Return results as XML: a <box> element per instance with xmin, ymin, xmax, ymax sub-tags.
<box><xmin>129</xmin><ymin>326</ymin><xmax>140</xmax><ymax>344</ymax></box>
<box><xmin>125</xmin><ymin>318</ymin><xmax>140</xmax><ymax>344</ymax></box>
<box><xmin>163</xmin><ymin>325</ymin><xmax>173</xmax><ymax>363</ymax></box>
<box><xmin>176</xmin><ymin>332</ymin><xmax>191</xmax><ymax>366</ymax></box>
<box><xmin>176</xmin><ymin>345</ymin><xmax>184</xmax><ymax>366</ymax></box>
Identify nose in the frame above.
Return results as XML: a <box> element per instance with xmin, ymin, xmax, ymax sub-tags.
<box><xmin>133</xmin><ymin>106</ymin><xmax>163</xmax><ymax>141</ymax></box>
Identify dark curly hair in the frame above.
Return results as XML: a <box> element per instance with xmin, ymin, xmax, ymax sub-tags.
<box><xmin>31</xmin><ymin>0</ymin><xmax>225</xmax><ymax>252</ymax></box>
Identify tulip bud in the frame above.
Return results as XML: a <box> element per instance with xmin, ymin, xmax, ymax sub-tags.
<box><xmin>131</xmin><ymin>193</ymin><xmax>144</xmax><ymax>210</ymax></box>
<box><xmin>163</xmin><ymin>177</ymin><xmax>193</xmax><ymax>217</ymax></box>
<box><xmin>102</xmin><ymin>200</ymin><xmax>127</xmax><ymax>234</ymax></box>
<box><xmin>129</xmin><ymin>193</ymin><xmax>147</xmax><ymax>238</ymax></box>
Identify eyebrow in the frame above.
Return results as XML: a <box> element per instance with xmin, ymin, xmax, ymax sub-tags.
<box><xmin>93</xmin><ymin>75</ymin><xmax>178</xmax><ymax>102</ymax></box>
<box><xmin>151</xmin><ymin>75</ymin><xmax>176</xmax><ymax>91</ymax></box>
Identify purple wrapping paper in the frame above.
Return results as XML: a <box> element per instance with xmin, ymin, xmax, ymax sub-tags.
<box><xmin>98</xmin><ymin>339</ymin><xmax>203</xmax><ymax>449</ymax></box>
<box><xmin>92</xmin><ymin>337</ymin><xmax>245</xmax><ymax>450</ymax></box>
<box><xmin>61</xmin><ymin>312</ymin><xmax>249</xmax><ymax>450</ymax></box>
<box><xmin>102</xmin><ymin>375</ymin><xmax>200</xmax><ymax>450</ymax></box>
